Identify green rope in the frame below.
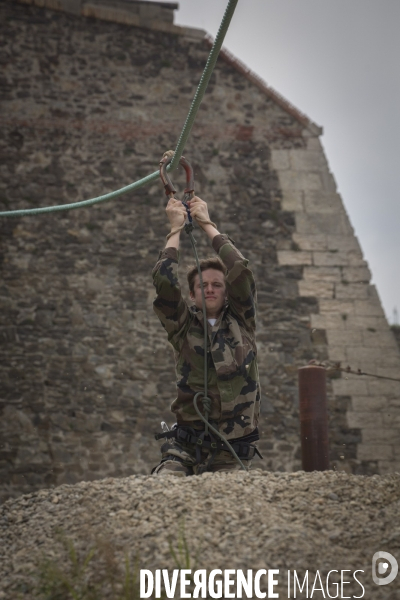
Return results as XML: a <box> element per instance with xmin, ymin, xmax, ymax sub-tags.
<box><xmin>0</xmin><ymin>171</ymin><xmax>160</xmax><ymax>217</ymax></box>
<box><xmin>193</xmin><ymin>394</ymin><xmax>247</xmax><ymax>472</ymax></box>
<box><xmin>170</xmin><ymin>0</ymin><xmax>238</xmax><ymax>170</ymax></box>
<box><xmin>0</xmin><ymin>0</ymin><xmax>239</xmax><ymax>218</ymax></box>
<box><xmin>187</xmin><ymin>227</ymin><xmax>210</xmax><ymax>430</ymax></box>
<box><xmin>186</xmin><ymin>225</ymin><xmax>247</xmax><ymax>472</ymax></box>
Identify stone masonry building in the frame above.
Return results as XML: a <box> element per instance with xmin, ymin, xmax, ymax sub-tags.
<box><xmin>1</xmin><ymin>0</ymin><xmax>399</xmax><ymax>502</ymax></box>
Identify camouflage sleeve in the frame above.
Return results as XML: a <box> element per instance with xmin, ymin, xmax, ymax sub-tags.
<box><xmin>152</xmin><ymin>246</ymin><xmax>190</xmax><ymax>350</ymax></box>
<box><xmin>212</xmin><ymin>233</ymin><xmax>257</xmax><ymax>332</ymax></box>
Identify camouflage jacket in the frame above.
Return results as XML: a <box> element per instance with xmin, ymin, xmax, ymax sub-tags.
<box><xmin>152</xmin><ymin>233</ymin><xmax>260</xmax><ymax>440</ymax></box>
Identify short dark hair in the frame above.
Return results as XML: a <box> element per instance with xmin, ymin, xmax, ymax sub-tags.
<box><xmin>187</xmin><ymin>257</ymin><xmax>227</xmax><ymax>294</ymax></box>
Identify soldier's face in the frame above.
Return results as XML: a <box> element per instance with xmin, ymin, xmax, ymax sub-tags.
<box><xmin>190</xmin><ymin>269</ymin><xmax>227</xmax><ymax>318</ymax></box>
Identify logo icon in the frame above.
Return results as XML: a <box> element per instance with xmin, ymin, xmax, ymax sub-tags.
<box><xmin>372</xmin><ymin>551</ymin><xmax>398</xmax><ymax>586</ymax></box>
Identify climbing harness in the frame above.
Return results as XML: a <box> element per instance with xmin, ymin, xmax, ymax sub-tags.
<box><xmin>155</xmin><ymin>425</ymin><xmax>263</xmax><ymax>469</ymax></box>
<box><xmin>0</xmin><ymin>0</ymin><xmax>239</xmax><ymax>218</ymax></box>
<box><xmin>155</xmin><ymin>152</ymin><xmax>256</xmax><ymax>472</ymax></box>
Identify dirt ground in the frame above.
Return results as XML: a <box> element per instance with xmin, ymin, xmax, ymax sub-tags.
<box><xmin>1</xmin><ymin>470</ymin><xmax>399</xmax><ymax>599</ymax></box>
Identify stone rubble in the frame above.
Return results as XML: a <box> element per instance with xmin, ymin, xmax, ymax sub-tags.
<box><xmin>0</xmin><ymin>470</ymin><xmax>399</xmax><ymax>599</ymax></box>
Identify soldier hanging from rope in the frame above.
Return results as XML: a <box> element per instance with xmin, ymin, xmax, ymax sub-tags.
<box><xmin>151</xmin><ymin>191</ymin><xmax>262</xmax><ymax>476</ymax></box>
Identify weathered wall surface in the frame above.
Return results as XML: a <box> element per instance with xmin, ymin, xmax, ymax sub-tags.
<box><xmin>1</xmin><ymin>0</ymin><xmax>399</xmax><ymax>502</ymax></box>
<box><xmin>271</xmin><ymin>143</ymin><xmax>400</xmax><ymax>475</ymax></box>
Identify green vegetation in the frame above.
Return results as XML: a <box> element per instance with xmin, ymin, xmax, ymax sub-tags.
<box><xmin>34</xmin><ymin>534</ymin><xmax>139</xmax><ymax>600</ymax></box>
<box><xmin>23</xmin><ymin>522</ymin><xmax>199</xmax><ymax>600</ymax></box>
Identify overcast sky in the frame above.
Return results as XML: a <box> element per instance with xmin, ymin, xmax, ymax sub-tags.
<box><xmin>173</xmin><ymin>0</ymin><xmax>400</xmax><ymax>324</ymax></box>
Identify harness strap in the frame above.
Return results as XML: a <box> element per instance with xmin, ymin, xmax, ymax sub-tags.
<box><xmin>154</xmin><ymin>426</ymin><xmax>263</xmax><ymax>460</ymax></box>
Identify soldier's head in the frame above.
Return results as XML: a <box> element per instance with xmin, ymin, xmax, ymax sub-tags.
<box><xmin>187</xmin><ymin>257</ymin><xmax>227</xmax><ymax>318</ymax></box>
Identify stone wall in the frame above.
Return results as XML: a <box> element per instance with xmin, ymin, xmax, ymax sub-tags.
<box><xmin>16</xmin><ymin>0</ymin><xmax>204</xmax><ymax>37</ymax></box>
<box><xmin>271</xmin><ymin>142</ymin><xmax>400</xmax><ymax>475</ymax></box>
<box><xmin>392</xmin><ymin>325</ymin><xmax>400</xmax><ymax>351</ymax></box>
<box><xmin>1</xmin><ymin>0</ymin><xmax>399</xmax><ymax>502</ymax></box>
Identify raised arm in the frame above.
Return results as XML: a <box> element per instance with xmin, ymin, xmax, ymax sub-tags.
<box><xmin>152</xmin><ymin>197</ymin><xmax>190</xmax><ymax>349</ymax></box>
<box><xmin>213</xmin><ymin>234</ymin><xmax>256</xmax><ymax>332</ymax></box>
<box><xmin>187</xmin><ymin>196</ymin><xmax>256</xmax><ymax>332</ymax></box>
<box><xmin>165</xmin><ymin>197</ymin><xmax>187</xmax><ymax>250</ymax></box>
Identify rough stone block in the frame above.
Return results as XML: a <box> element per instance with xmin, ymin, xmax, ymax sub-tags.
<box><xmin>181</xmin><ymin>26</ymin><xmax>207</xmax><ymax>40</ymax></box>
<box><xmin>362</xmin><ymin>329</ymin><xmax>399</xmax><ymax>349</ymax></box>
<box><xmin>374</xmin><ymin>354</ymin><xmax>400</xmax><ymax>368</ymax></box>
<box><xmin>332</xmin><ymin>377</ymin><xmax>369</xmax><ymax>396</ymax></box>
<box><xmin>292</xmin><ymin>233</ymin><xmax>327</xmax><ymax>251</ymax></box>
<box><xmin>310</xmin><ymin>313</ymin><xmax>346</xmax><ymax>331</ymax></box>
<box><xmin>335</xmin><ymin>283</ymin><xmax>371</xmax><ymax>300</ymax></box>
<box><xmin>82</xmin><ymin>4</ymin><xmax>140</xmax><ymax>26</ymax></box>
<box><xmin>351</xmin><ymin>396</ymin><xmax>388</xmax><ymax>411</ymax></box>
<box><xmin>320</xmin><ymin>169</ymin><xmax>338</xmax><ymax>193</ymax></box>
<box><xmin>278</xmin><ymin>170</ymin><xmax>323</xmax><ymax>192</ymax></box>
<box><xmin>341</xmin><ymin>266</ymin><xmax>371</xmax><ymax>283</ymax></box>
<box><xmin>305</xmin><ymin>136</ymin><xmax>323</xmax><ymax>152</ymax></box>
<box><xmin>368</xmin><ymin>378</ymin><xmax>400</xmax><ymax>397</ymax></box>
<box><xmin>327</xmin><ymin>329</ymin><xmax>363</xmax><ymax>347</ymax></box>
<box><xmin>276</xmin><ymin>239</ymin><xmax>293</xmax><ymax>251</ymax></box>
<box><xmin>312</xmin><ymin>251</ymin><xmax>350</xmax><ymax>267</ymax></box>
<box><xmin>296</xmin><ymin>212</ymin><xmax>352</xmax><ymax>236</ymax></box>
<box><xmin>319</xmin><ymin>299</ymin><xmax>355</xmax><ymax>315</ymax></box>
<box><xmin>327</xmin><ymin>235</ymin><xmax>362</xmax><ymax>254</ymax></box>
<box><xmin>347</xmin><ymin>256</ymin><xmax>368</xmax><ymax>268</ymax></box>
<box><xmin>280</xmin><ymin>190</ymin><xmax>303</xmax><ymax>211</ymax></box>
<box><xmin>298</xmin><ymin>279</ymin><xmax>333</xmax><ymax>298</ymax></box>
<box><xmin>310</xmin><ymin>328</ymin><xmax>328</xmax><ymax>345</ymax></box>
<box><xmin>289</xmin><ymin>149</ymin><xmax>326</xmax><ymax>172</ymax></box>
<box><xmin>357</xmin><ymin>443</ymin><xmax>393</xmax><ymax>461</ymax></box>
<box><xmin>344</xmin><ymin>315</ymin><xmax>387</xmax><ymax>331</ymax></box>
<box><xmin>303</xmin><ymin>191</ymin><xmax>343</xmax><ymax>214</ymax></box>
<box><xmin>303</xmin><ymin>266</ymin><xmax>341</xmax><ymax>282</ymax></box>
<box><xmin>347</xmin><ymin>411</ymin><xmax>383</xmax><ymax>428</ymax></box>
<box><xmin>139</xmin><ymin>4</ymin><xmax>163</xmax><ymax>20</ymax></box>
<box><xmin>327</xmin><ymin>346</ymin><xmax>346</xmax><ymax>361</ymax></box>
<box><xmin>345</xmin><ymin>346</ymin><xmax>385</xmax><ymax>365</ymax></box>
<box><xmin>277</xmin><ymin>250</ymin><xmax>312</xmax><ymax>266</ymax></box>
<box><xmin>270</xmin><ymin>149</ymin><xmax>290</xmax><ymax>170</ymax></box>
<box><xmin>361</xmin><ymin>427</ymin><xmax>400</xmax><ymax>443</ymax></box>
<box><xmin>366</xmin><ymin>284</ymin><xmax>381</xmax><ymax>301</ymax></box>
<box><xmin>354</xmin><ymin>299</ymin><xmax>386</xmax><ymax>318</ymax></box>
<box><xmin>382</xmin><ymin>409</ymin><xmax>400</xmax><ymax>426</ymax></box>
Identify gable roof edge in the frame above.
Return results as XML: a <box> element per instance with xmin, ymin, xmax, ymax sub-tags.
<box><xmin>205</xmin><ymin>35</ymin><xmax>323</xmax><ymax>136</ymax></box>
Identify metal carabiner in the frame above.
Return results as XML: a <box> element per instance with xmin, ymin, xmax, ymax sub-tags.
<box><xmin>159</xmin><ymin>151</ymin><xmax>195</xmax><ymax>224</ymax></box>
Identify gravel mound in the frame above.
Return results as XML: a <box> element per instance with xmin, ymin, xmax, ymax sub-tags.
<box><xmin>1</xmin><ymin>470</ymin><xmax>399</xmax><ymax>599</ymax></box>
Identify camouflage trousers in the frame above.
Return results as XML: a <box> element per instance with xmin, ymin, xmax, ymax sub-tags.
<box><xmin>152</xmin><ymin>437</ymin><xmax>252</xmax><ymax>477</ymax></box>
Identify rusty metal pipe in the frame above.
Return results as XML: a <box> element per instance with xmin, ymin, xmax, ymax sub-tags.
<box><xmin>298</xmin><ymin>365</ymin><xmax>330</xmax><ymax>471</ymax></box>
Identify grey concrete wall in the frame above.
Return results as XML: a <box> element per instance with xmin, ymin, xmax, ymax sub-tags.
<box><xmin>1</xmin><ymin>0</ymin><xmax>399</xmax><ymax>502</ymax></box>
